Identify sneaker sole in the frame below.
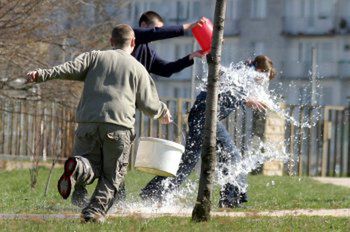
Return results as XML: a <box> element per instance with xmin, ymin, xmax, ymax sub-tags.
<box><xmin>57</xmin><ymin>158</ymin><xmax>77</xmax><ymax>199</ymax></box>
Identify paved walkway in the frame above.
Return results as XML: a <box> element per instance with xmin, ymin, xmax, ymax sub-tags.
<box><xmin>313</xmin><ymin>177</ymin><xmax>350</xmax><ymax>188</ymax></box>
<box><xmin>1</xmin><ymin>208</ymin><xmax>350</xmax><ymax>220</ymax></box>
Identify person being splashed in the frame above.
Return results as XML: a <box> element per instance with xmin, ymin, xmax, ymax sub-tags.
<box><xmin>140</xmin><ymin>55</ymin><xmax>276</xmax><ymax>208</ymax></box>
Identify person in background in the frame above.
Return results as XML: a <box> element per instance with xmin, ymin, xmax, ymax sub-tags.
<box><xmin>132</xmin><ymin>11</ymin><xmax>206</xmax><ymax>77</ymax></box>
<box><xmin>26</xmin><ymin>24</ymin><xmax>172</xmax><ymax>223</ymax></box>
<box><xmin>140</xmin><ymin>55</ymin><xmax>276</xmax><ymax>208</ymax></box>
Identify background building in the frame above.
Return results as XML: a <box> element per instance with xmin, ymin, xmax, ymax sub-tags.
<box><xmin>120</xmin><ymin>0</ymin><xmax>350</xmax><ymax>105</ymax></box>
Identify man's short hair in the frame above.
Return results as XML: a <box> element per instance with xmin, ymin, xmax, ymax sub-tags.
<box><xmin>111</xmin><ymin>24</ymin><xmax>135</xmax><ymax>48</ymax></box>
<box><xmin>138</xmin><ymin>11</ymin><xmax>164</xmax><ymax>27</ymax></box>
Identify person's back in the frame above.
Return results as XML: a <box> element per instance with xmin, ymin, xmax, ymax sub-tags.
<box><xmin>77</xmin><ymin>49</ymin><xmax>160</xmax><ymax>128</ymax></box>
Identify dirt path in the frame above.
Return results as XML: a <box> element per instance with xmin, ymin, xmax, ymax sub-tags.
<box><xmin>1</xmin><ymin>208</ymin><xmax>349</xmax><ymax>220</ymax></box>
<box><xmin>313</xmin><ymin>177</ymin><xmax>350</xmax><ymax>188</ymax></box>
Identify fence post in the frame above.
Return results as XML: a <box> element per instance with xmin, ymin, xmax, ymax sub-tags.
<box><xmin>298</xmin><ymin>106</ymin><xmax>305</xmax><ymax>176</ymax></box>
<box><xmin>177</xmin><ymin>98</ymin><xmax>183</xmax><ymax>143</ymax></box>
<box><xmin>19</xmin><ymin>101</ymin><xmax>27</xmax><ymax>157</ymax></box>
<box><xmin>262</xmin><ymin>105</ymin><xmax>286</xmax><ymax>176</ymax></box>
<box><xmin>307</xmin><ymin>107</ymin><xmax>313</xmax><ymax>176</ymax></box>
<box><xmin>288</xmin><ymin>106</ymin><xmax>296</xmax><ymax>175</ymax></box>
<box><xmin>3</xmin><ymin>100</ymin><xmax>12</xmax><ymax>156</ymax></box>
<box><xmin>321</xmin><ymin>107</ymin><xmax>330</xmax><ymax>176</ymax></box>
<box><xmin>12</xmin><ymin>100</ymin><xmax>20</xmax><ymax>157</ymax></box>
<box><xmin>251</xmin><ymin>109</ymin><xmax>266</xmax><ymax>172</ymax></box>
<box><xmin>347</xmin><ymin>97</ymin><xmax>350</xmax><ymax>176</ymax></box>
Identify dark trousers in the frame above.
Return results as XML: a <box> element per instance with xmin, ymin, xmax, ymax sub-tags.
<box><xmin>140</xmin><ymin>117</ymin><xmax>247</xmax><ymax>205</ymax></box>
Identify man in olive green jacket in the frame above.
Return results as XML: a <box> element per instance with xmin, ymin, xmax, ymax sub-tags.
<box><xmin>26</xmin><ymin>24</ymin><xmax>172</xmax><ymax>223</ymax></box>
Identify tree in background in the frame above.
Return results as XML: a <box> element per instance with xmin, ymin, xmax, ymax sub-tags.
<box><xmin>0</xmin><ymin>0</ymin><xmax>128</xmax><ymax>80</ymax></box>
<box><xmin>192</xmin><ymin>0</ymin><xmax>227</xmax><ymax>222</ymax></box>
<box><xmin>0</xmin><ymin>0</ymin><xmax>129</xmax><ymax>104</ymax></box>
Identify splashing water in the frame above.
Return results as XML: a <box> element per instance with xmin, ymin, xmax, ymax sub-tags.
<box><xmin>216</xmin><ymin>137</ymin><xmax>290</xmax><ymax>194</ymax></box>
<box><xmin>198</xmin><ymin>61</ymin><xmax>322</xmax><ymax>128</ymax></box>
<box><xmin>109</xmin><ymin>179</ymin><xmax>198</xmax><ymax>214</ymax></box>
<box><xmin>115</xmin><ymin>60</ymin><xmax>322</xmax><ymax>213</ymax></box>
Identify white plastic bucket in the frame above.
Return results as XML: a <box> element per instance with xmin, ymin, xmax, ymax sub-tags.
<box><xmin>134</xmin><ymin>137</ymin><xmax>185</xmax><ymax>177</ymax></box>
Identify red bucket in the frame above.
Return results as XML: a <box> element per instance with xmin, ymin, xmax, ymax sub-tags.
<box><xmin>191</xmin><ymin>17</ymin><xmax>213</xmax><ymax>53</ymax></box>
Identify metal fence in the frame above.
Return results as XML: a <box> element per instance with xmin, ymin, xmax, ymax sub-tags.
<box><xmin>0</xmin><ymin>96</ymin><xmax>349</xmax><ymax>177</ymax></box>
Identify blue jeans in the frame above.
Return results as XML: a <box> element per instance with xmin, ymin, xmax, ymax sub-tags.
<box><xmin>140</xmin><ymin>115</ymin><xmax>247</xmax><ymax>205</ymax></box>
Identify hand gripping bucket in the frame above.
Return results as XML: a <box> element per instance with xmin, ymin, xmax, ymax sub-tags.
<box><xmin>134</xmin><ymin>126</ymin><xmax>185</xmax><ymax>177</ymax></box>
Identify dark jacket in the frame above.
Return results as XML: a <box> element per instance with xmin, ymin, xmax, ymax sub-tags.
<box><xmin>188</xmin><ymin>91</ymin><xmax>246</xmax><ymax>127</ymax></box>
<box><xmin>188</xmin><ymin>66</ymin><xmax>248</xmax><ymax>125</ymax></box>
<box><xmin>132</xmin><ymin>25</ymin><xmax>194</xmax><ymax>77</ymax></box>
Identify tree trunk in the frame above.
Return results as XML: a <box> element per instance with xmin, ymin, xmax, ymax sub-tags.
<box><xmin>192</xmin><ymin>0</ymin><xmax>227</xmax><ymax>222</ymax></box>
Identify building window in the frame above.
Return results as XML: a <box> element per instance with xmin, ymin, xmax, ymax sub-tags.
<box><xmin>133</xmin><ymin>3</ymin><xmax>141</xmax><ymax>24</ymax></box>
<box><xmin>251</xmin><ymin>0</ymin><xmax>266</xmax><ymax>19</ymax></box>
<box><xmin>222</xmin><ymin>40</ymin><xmax>237</xmax><ymax>65</ymax></box>
<box><xmin>298</xmin><ymin>41</ymin><xmax>334</xmax><ymax>63</ymax></box>
<box><xmin>319</xmin><ymin>86</ymin><xmax>332</xmax><ymax>105</ymax></box>
<box><xmin>300</xmin><ymin>0</ymin><xmax>333</xmax><ymax>18</ymax></box>
<box><xmin>251</xmin><ymin>41</ymin><xmax>265</xmax><ymax>56</ymax></box>
<box><xmin>299</xmin><ymin>87</ymin><xmax>311</xmax><ymax>104</ymax></box>
<box><xmin>226</xmin><ymin>0</ymin><xmax>238</xmax><ymax>20</ymax></box>
<box><xmin>319</xmin><ymin>42</ymin><xmax>333</xmax><ymax>63</ymax></box>
<box><xmin>174</xmin><ymin>87</ymin><xmax>181</xmax><ymax>98</ymax></box>
<box><xmin>174</xmin><ymin>42</ymin><xmax>192</xmax><ymax>59</ymax></box>
<box><xmin>133</xmin><ymin>1</ymin><xmax>176</xmax><ymax>24</ymax></box>
<box><xmin>177</xmin><ymin>1</ymin><xmax>189</xmax><ymax>21</ymax></box>
<box><xmin>191</xmin><ymin>1</ymin><xmax>201</xmax><ymax>19</ymax></box>
<box><xmin>297</xmin><ymin>42</ymin><xmax>313</xmax><ymax>62</ymax></box>
<box><xmin>318</xmin><ymin>0</ymin><xmax>333</xmax><ymax>18</ymax></box>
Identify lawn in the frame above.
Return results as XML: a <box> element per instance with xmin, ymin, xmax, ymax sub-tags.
<box><xmin>1</xmin><ymin>167</ymin><xmax>350</xmax><ymax>214</ymax></box>
<box><xmin>0</xmin><ymin>166</ymin><xmax>350</xmax><ymax>231</ymax></box>
<box><xmin>0</xmin><ymin>216</ymin><xmax>349</xmax><ymax>232</ymax></box>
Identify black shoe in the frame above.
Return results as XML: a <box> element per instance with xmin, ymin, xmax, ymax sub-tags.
<box><xmin>240</xmin><ymin>192</ymin><xmax>248</xmax><ymax>203</ymax></box>
<box><xmin>218</xmin><ymin>199</ymin><xmax>241</xmax><ymax>209</ymax></box>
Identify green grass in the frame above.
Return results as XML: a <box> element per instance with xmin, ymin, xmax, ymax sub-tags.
<box><xmin>236</xmin><ymin>175</ymin><xmax>350</xmax><ymax>211</ymax></box>
<box><xmin>0</xmin><ymin>216</ymin><xmax>349</xmax><ymax>232</ymax></box>
<box><xmin>1</xmin><ymin>167</ymin><xmax>350</xmax><ymax>214</ymax></box>
<box><xmin>0</xmin><ymin>167</ymin><xmax>350</xmax><ymax>231</ymax></box>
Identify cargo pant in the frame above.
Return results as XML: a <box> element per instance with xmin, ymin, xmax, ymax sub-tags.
<box><xmin>71</xmin><ymin>123</ymin><xmax>133</xmax><ymax>217</ymax></box>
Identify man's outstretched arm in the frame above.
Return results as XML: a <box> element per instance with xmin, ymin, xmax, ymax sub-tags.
<box><xmin>134</xmin><ymin>18</ymin><xmax>205</xmax><ymax>44</ymax></box>
<box><xmin>150</xmin><ymin>50</ymin><xmax>205</xmax><ymax>77</ymax></box>
<box><xmin>26</xmin><ymin>51</ymin><xmax>97</xmax><ymax>83</ymax></box>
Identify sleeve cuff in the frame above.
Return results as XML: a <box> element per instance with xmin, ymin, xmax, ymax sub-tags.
<box><xmin>183</xmin><ymin>55</ymin><xmax>194</xmax><ymax>67</ymax></box>
<box><xmin>159</xmin><ymin>102</ymin><xmax>168</xmax><ymax>118</ymax></box>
